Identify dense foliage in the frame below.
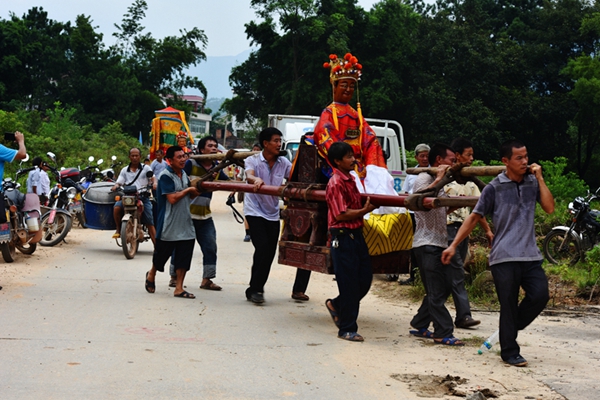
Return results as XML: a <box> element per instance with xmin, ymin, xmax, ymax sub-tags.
<box><xmin>0</xmin><ymin>0</ymin><xmax>207</xmax><ymax>139</ymax></box>
<box><xmin>223</xmin><ymin>0</ymin><xmax>600</xmax><ymax>188</ymax></box>
<box><xmin>2</xmin><ymin>0</ymin><xmax>600</xmax><ymax>188</ymax></box>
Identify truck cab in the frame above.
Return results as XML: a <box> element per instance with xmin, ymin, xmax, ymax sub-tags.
<box><xmin>268</xmin><ymin>114</ymin><xmax>407</xmax><ymax>192</ymax></box>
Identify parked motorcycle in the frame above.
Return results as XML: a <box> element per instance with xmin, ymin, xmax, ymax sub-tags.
<box><xmin>0</xmin><ymin>160</ymin><xmax>43</xmax><ymax>262</ymax></box>
<box><xmin>69</xmin><ymin>156</ymin><xmax>104</xmax><ymax>227</ymax></box>
<box><xmin>100</xmin><ymin>155</ymin><xmax>121</xmax><ymax>182</ymax></box>
<box><xmin>115</xmin><ymin>170</ymin><xmax>154</xmax><ymax>259</ymax></box>
<box><xmin>79</xmin><ymin>156</ymin><xmax>105</xmax><ymax>189</ymax></box>
<box><xmin>543</xmin><ymin>187</ymin><xmax>600</xmax><ymax>264</ymax></box>
<box><xmin>39</xmin><ymin>152</ymin><xmax>85</xmax><ymax>246</ymax></box>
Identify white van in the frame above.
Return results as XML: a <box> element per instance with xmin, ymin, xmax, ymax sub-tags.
<box><xmin>268</xmin><ymin>114</ymin><xmax>408</xmax><ymax>192</ymax></box>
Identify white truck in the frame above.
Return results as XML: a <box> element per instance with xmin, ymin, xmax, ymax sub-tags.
<box><xmin>268</xmin><ymin>114</ymin><xmax>408</xmax><ymax>192</ymax></box>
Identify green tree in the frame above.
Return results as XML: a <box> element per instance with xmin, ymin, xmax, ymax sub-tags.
<box><xmin>58</xmin><ymin>15</ymin><xmax>141</xmax><ymax>132</ymax></box>
<box><xmin>561</xmin><ymin>11</ymin><xmax>600</xmax><ymax>185</ymax></box>
<box><xmin>0</xmin><ymin>8</ymin><xmax>70</xmax><ymax>111</ymax></box>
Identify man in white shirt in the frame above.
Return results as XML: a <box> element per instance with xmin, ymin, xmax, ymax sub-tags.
<box><xmin>37</xmin><ymin>162</ymin><xmax>51</xmax><ymax>205</ymax></box>
<box><xmin>399</xmin><ymin>143</ymin><xmax>430</xmax><ymax>285</ymax></box>
<box><xmin>26</xmin><ymin>157</ymin><xmax>42</xmax><ymax>194</ymax></box>
<box><xmin>111</xmin><ymin>147</ymin><xmax>156</xmax><ymax>244</ymax></box>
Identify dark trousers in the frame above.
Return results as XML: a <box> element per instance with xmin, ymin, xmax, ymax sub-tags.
<box><xmin>247</xmin><ymin>216</ymin><xmax>310</xmax><ymax>294</ymax></box>
<box><xmin>447</xmin><ymin>223</ymin><xmax>472</xmax><ymax>322</ymax></box>
<box><xmin>330</xmin><ymin>229</ymin><xmax>373</xmax><ymax>335</ymax></box>
<box><xmin>491</xmin><ymin>260</ymin><xmax>549</xmax><ymax>360</ymax></box>
<box><xmin>409</xmin><ymin>213</ymin><xmax>417</xmax><ymax>280</ymax></box>
<box><xmin>410</xmin><ymin>245</ymin><xmax>454</xmax><ymax>338</ymax></box>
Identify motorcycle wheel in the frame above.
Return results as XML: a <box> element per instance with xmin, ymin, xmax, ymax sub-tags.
<box><xmin>40</xmin><ymin>213</ymin><xmax>73</xmax><ymax>247</ymax></box>
<box><xmin>543</xmin><ymin>229</ymin><xmax>581</xmax><ymax>265</ymax></box>
<box><xmin>121</xmin><ymin>219</ymin><xmax>139</xmax><ymax>259</ymax></box>
<box><xmin>16</xmin><ymin>242</ymin><xmax>37</xmax><ymax>255</ymax></box>
<box><xmin>76</xmin><ymin>212</ymin><xmax>86</xmax><ymax>229</ymax></box>
<box><xmin>1</xmin><ymin>242</ymin><xmax>16</xmax><ymax>263</ymax></box>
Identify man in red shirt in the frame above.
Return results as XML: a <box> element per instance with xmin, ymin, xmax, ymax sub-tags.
<box><xmin>324</xmin><ymin>142</ymin><xmax>377</xmax><ymax>342</ymax></box>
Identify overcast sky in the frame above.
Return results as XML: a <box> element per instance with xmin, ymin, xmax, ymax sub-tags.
<box><xmin>4</xmin><ymin>0</ymin><xmax>380</xmax><ymax>57</ymax></box>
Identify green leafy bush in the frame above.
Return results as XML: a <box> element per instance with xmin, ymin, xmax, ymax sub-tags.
<box><xmin>1</xmin><ymin>106</ymin><xmax>141</xmax><ymax>184</ymax></box>
<box><xmin>540</xmin><ymin>157</ymin><xmax>589</xmax><ymax>202</ymax></box>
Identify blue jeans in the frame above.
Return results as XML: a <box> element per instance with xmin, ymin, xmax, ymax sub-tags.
<box><xmin>170</xmin><ymin>218</ymin><xmax>217</xmax><ymax>280</ymax></box>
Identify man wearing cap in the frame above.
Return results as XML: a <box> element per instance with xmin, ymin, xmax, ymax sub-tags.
<box><xmin>402</xmin><ymin>144</ymin><xmax>430</xmax><ymax>195</ymax></box>
<box><xmin>313</xmin><ymin>52</ymin><xmax>387</xmax><ymax>182</ymax></box>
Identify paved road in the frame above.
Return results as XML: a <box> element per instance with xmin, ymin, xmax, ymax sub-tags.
<box><xmin>1</xmin><ymin>193</ymin><xmax>415</xmax><ymax>399</ymax></box>
<box><xmin>0</xmin><ymin>192</ymin><xmax>598</xmax><ymax>399</ymax></box>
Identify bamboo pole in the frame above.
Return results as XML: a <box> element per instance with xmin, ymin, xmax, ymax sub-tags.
<box><xmin>406</xmin><ymin>165</ymin><xmax>506</xmax><ymax>176</ymax></box>
<box><xmin>198</xmin><ymin>181</ymin><xmax>479</xmax><ymax>210</ymax></box>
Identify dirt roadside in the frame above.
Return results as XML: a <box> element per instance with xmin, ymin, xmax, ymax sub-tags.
<box><xmin>2</xmin><ymin>219</ymin><xmax>600</xmax><ymax>399</ymax></box>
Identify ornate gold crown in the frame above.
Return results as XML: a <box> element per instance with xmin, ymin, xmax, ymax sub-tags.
<box><xmin>323</xmin><ymin>53</ymin><xmax>362</xmax><ymax>83</ymax></box>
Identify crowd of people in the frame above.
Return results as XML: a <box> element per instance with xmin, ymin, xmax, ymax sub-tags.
<box><xmin>1</xmin><ymin>52</ymin><xmax>556</xmax><ymax>368</ymax></box>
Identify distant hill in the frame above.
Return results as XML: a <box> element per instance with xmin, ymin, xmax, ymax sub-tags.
<box><xmin>205</xmin><ymin>98</ymin><xmax>227</xmax><ymax>114</ymax></box>
<box><xmin>185</xmin><ymin>49</ymin><xmax>253</xmax><ymax>101</ymax></box>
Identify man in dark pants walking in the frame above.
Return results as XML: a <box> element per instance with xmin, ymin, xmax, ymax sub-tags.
<box><xmin>409</xmin><ymin>143</ymin><xmax>465</xmax><ymax>346</ymax></box>
<box><xmin>324</xmin><ymin>142</ymin><xmax>377</xmax><ymax>342</ymax></box>
<box><xmin>442</xmin><ymin>139</ymin><xmax>554</xmax><ymax>366</ymax></box>
<box><xmin>444</xmin><ymin>138</ymin><xmax>493</xmax><ymax>329</ymax></box>
<box><xmin>243</xmin><ymin>127</ymin><xmax>311</xmax><ymax>304</ymax></box>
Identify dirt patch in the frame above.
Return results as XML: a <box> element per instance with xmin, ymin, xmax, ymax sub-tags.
<box><xmin>390</xmin><ymin>374</ymin><xmax>492</xmax><ymax>399</ymax></box>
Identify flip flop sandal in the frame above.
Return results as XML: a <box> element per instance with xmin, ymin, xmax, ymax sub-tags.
<box><xmin>174</xmin><ymin>290</ymin><xmax>195</xmax><ymax>299</ymax></box>
<box><xmin>145</xmin><ymin>271</ymin><xmax>155</xmax><ymax>294</ymax></box>
<box><xmin>338</xmin><ymin>332</ymin><xmax>364</xmax><ymax>342</ymax></box>
<box><xmin>325</xmin><ymin>299</ymin><xmax>340</xmax><ymax>328</ymax></box>
<box><xmin>168</xmin><ymin>278</ymin><xmax>177</xmax><ymax>288</ymax></box>
<box><xmin>434</xmin><ymin>337</ymin><xmax>465</xmax><ymax>346</ymax></box>
<box><xmin>409</xmin><ymin>328</ymin><xmax>434</xmax><ymax>339</ymax></box>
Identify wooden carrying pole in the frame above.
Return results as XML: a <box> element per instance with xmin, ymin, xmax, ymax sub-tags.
<box><xmin>197</xmin><ymin>181</ymin><xmax>479</xmax><ymax>210</ymax></box>
<box><xmin>406</xmin><ymin>165</ymin><xmax>506</xmax><ymax>177</ymax></box>
<box><xmin>188</xmin><ymin>151</ymin><xmax>259</xmax><ymax>162</ymax></box>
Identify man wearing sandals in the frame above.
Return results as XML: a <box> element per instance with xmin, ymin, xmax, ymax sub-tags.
<box><xmin>442</xmin><ymin>140</ymin><xmax>554</xmax><ymax>366</ymax></box>
<box><xmin>325</xmin><ymin>142</ymin><xmax>377</xmax><ymax>342</ymax></box>
<box><xmin>145</xmin><ymin>146</ymin><xmax>200</xmax><ymax>299</ymax></box>
<box><xmin>167</xmin><ymin>136</ymin><xmax>227</xmax><ymax>291</ymax></box>
<box><xmin>409</xmin><ymin>143</ymin><xmax>466</xmax><ymax>346</ymax></box>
